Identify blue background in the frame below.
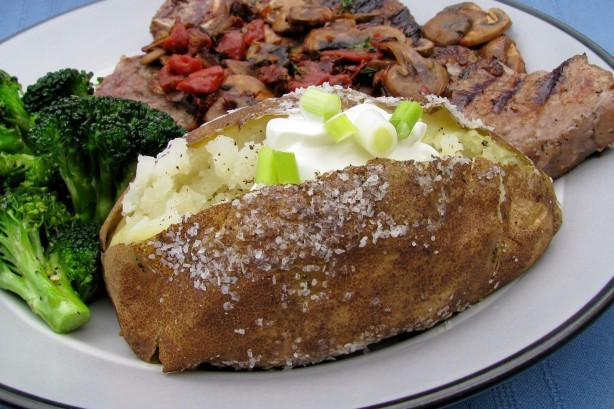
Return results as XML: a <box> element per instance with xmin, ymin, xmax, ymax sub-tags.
<box><xmin>0</xmin><ymin>1</ymin><xmax>612</xmax><ymax>408</ymax></box>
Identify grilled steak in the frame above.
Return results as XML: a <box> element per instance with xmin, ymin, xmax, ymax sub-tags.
<box><xmin>95</xmin><ymin>55</ymin><xmax>198</xmax><ymax>130</ymax></box>
<box><xmin>445</xmin><ymin>54</ymin><xmax>614</xmax><ymax>178</ymax></box>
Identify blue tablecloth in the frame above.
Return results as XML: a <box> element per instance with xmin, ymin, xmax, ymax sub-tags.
<box><xmin>0</xmin><ymin>1</ymin><xmax>612</xmax><ymax>408</ymax></box>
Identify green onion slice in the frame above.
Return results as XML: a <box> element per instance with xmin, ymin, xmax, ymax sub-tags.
<box><xmin>324</xmin><ymin>112</ymin><xmax>358</xmax><ymax>143</ymax></box>
<box><xmin>389</xmin><ymin>101</ymin><xmax>423</xmax><ymax>140</ymax></box>
<box><xmin>353</xmin><ymin>109</ymin><xmax>398</xmax><ymax>157</ymax></box>
<box><xmin>255</xmin><ymin>146</ymin><xmax>276</xmax><ymax>185</ymax></box>
<box><xmin>273</xmin><ymin>150</ymin><xmax>301</xmax><ymax>185</ymax></box>
<box><xmin>299</xmin><ymin>88</ymin><xmax>342</xmax><ymax>121</ymax></box>
<box><xmin>255</xmin><ymin>147</ymin><xmax>301</xmax><ymax>186</ymax></box>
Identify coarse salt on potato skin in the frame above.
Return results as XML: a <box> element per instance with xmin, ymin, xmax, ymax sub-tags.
<box><xmin>100</xmin><ymin>87</ymin><xmax>562</xmax><ymax>373</ymax></box>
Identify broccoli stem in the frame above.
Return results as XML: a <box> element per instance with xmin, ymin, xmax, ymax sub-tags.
<box><xmin>0</xmin><ymin>213</ymin><xmax>90</xmax><ymax>333</ymax></box>
<box><xmin>60</xmin><ymin>162</ymin><xmax>97</xmax><ymax>221</ymax></box>
<box><xmin>44</xmin><ymin>254</ymin><xmax>92</xmax><ymax>332</ymax></box>
<box><xmin>93</xmin><ymin>161</ymin><xmax>119</xmax><ymax>224</ymax></box>
<box><xmin>0</xmin><ymin>259</ymin><xmax>30</xmax><ymax>299</ymax></box>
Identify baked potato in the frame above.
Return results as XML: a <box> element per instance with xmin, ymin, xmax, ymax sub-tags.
<box><xmin>100</xmin><ymin>86</ymin><xmax>562</xmax><ymax>373</ymax></box>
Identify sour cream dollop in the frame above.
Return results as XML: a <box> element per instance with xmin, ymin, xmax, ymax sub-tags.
<box><xmin>265</xmin><ymin>102</ymin><xmax>439</xmax><ymax>182</ymax></box>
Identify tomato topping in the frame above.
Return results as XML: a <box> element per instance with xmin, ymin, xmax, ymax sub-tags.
<box><xmin>176</xmin><ymin>66</ymin><xmax>226</xmax><ymax>95</ymax></box>
<box><xmin>157</xmin><ymin>64</ymin><xmax>185</xmax><ymax>93</ymax></box>
<box><xmin>167</xmin><ymin>54</ymin><xmax>204</xmax><ymax>76</ymax></box>
<box><xmin>163</xmin><ymin>20</ymin><xmax>188</xmax><ymax>54</ymax></box>
<box><xmin>215</xmin><ymin>31</ymin><xmax>247</xmax><ymax>60</ymax></box>
<box><xmin>243</xmin><ymin>19</ymin><xmax>265</xmax><ymax>46</ymax></box>
<box><xmin>287</xmin><ymin>60</ymin><xmax>351</xmax><ymax>91</ymax></box>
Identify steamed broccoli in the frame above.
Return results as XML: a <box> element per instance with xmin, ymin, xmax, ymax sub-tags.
<box><xmin>28</xmin><ymin>95</ymin><xmax>186</xmax><ymax>223</ymax></box>
<box><xmin>0</xmin><ymin>152</ymin><xmax>59</xmax><ymax>193</ymax></box>
<box><xmin>23</xmin><ymin>68</ymin><xmax>94</xmax><ymax>115</ymax></box>
<box><xmin>0</xmin><ymin>67</ymin><xmax>185</xmax><ymax>333</ymax></box>
<box><xmin>0</xmin><ymin>69</ymin><xmax>34</xmax><ymax>153</ymax></box>
<box><xmin>0</xmin><ymin>190</ymin><xmax>92</xmax><ymax>333</ymax></box>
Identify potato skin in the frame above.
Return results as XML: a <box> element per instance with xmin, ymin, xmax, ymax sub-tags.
<box><xmin>102</xmin><ymin>146</ymin><xmax>561</xmax><ymax>371</ymax></box>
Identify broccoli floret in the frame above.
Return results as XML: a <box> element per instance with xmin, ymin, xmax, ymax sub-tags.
<box><xmin>0</xmin><ymin>152</ymin><xmax>59</xmax><ymax>193</ymax></box>
<box><xmin>0</xmin><ymin>69</ymin><xmax>34</xmax><ymax>153</ymax></box>
<box><xmin>0</xmin><ymin>124</ymin><xmax>28</xmax><ymax>154</ymax></box>
<box><xmin>23</xmin><ymin>68</ymin><xmax>94</xmax><ymax>115</ymax></box>
<box><xmin>0</xmin><ymin>190</ymin><xmax>91</xmax><ymax>333</ymax></box>
<box><xmin>28</xmin><ymin>95</ymin><xmax>186</xmax><ymax>223</ymax></box>
<box><xmin>46</xmin><ymin>219</ymin><xmax>101</xmax><ymax>303</ymax></box>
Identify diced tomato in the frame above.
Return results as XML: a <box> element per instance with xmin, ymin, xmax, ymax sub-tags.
<box><xmin>187</xmin><ymin>27</ymin><xmax>212</xmax><ymax>55</ymax></box>
<box><xmin>176</xmin><ymin>66</ymin><xmax>226</xmax><ymax>95</ymax></box>
<box><xmin>287</xmin><ymin>60</ymin><xmax>351</xmax><ymax>91</ymax></box>
<box><xmin>167</xmin><ymin>54</ymin><xmax>204</xmax><ymax>76</ymax></box>
<box><xmin>163</xmin><ymin>20</ymin><xmax>189</xmax><ymax>53</ymax></box>
<box><xmin>215</xmin><ymin>31</ymin><xmax>247</xmax><ymax>60</ymax></box>
<box><xmin>243</xmin><ymin>19</ymin><xmax>265</xmax><ymax>46</ymax></box>
<box><xmin>157</xmin><ymin>64</ymin><xmax>185</xmax><ymax>93</ymax></box>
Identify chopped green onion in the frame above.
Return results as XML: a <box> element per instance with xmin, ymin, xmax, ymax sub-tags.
<box><xmin>273</xmin><ymin>150</ymin><xmax>301</xmax><ymax>185</ymax></box>
<box><xmin>255</xmin><ymin>147</ymin><xmax>301</xmax><ymax>186</ymax></box>
<box><xmin>389</xmin><ymin>101</ymin><xmax>423</xmax><ymax>140</ymax></box>
<box><xmin>324</xmin><ymin>112</ymin><xmax>358</xmax><ymax>143</ymax></box>
<box><xmin>299</xmin><ymin>88</ymin><xmax>342</xmax><ymax>121</ymax></box>
<box><xmin>353</xmin><ymin>109</ymin><xmax>398</xmax><ymax>157</ymax></box>
<box><xmin>255</xmin><ymin>146</ymin><xmax>276</xmax><ymax>185</ymax></box>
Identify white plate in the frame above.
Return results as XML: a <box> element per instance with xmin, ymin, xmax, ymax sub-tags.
<box><xmin>0</xmin><ymin>1</ymin><xmax>612</xmax><ymax>408</ymax></box>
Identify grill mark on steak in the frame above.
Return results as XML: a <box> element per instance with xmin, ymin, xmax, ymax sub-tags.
<box><xmin>492</xmin><ymin>77</ymin><xmax>522</xmax><ymax>114</ymax></box>
<box><xmin>534</xmin><ymin>57</ymin><xmax>569</xmax><ymax>105</ymax></box>
<box><xmin>389</xmin><ymin>8</ymin><xmax>422</xmax><ymax>40</ymax></box>
<box><xmin>448</xmin><ymin>75</ymin><xmax>499</xmax><ymax>109</ymax></box>
<box><xmin>348</xmin><ymin>0</ymin><xmax>384</xmax><ymax>14</ymax></box>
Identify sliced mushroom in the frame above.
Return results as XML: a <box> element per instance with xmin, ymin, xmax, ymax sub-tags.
<box><xmin>286</xmin><ymin>6</ymin><xmax>333</xmax><ymax>27</ymax></box>
<box><xmin>223</xmin><ymin>74</ymin><xmax>275</xmax><ymax>101</ymax></box>
<box><xmin>203</xmin><ymin>92</ymin><xmax>253</xmax><ymax>122</ymax></box>
<box><xmin>422</xmin><ymin>2</ymin><xmax>512</xmax><ymax>48</ymax></box>
<box><xmin>303</xmin><ymin>19</ymin><xmax>405</xmax><ymax>53</ymax></box>
<box><xmin>378</xmin><ymin>41</ymin><xmax>449</xmax><ymax>101</ymax></box>
<box><xmin>140</xmin><ymin>48</ymin><xmax>167</xmax><ymax>65</ymax></box>
<box><xmin>422</xmin><ymin>10</ymin><xmax>472</xmax><ymax>46</ymax></box>
<box><xmin>246</xmin><ymin>42</ymin><xmax>290</xmax><ymax>67</ymax></box>
<box><xmin>150</xmin><ymin>0</ymin><xmax>233</xmax><ymax>39</ymax></box>
<box><xmin>455</xmin><ymin>3</ymin><xmax>512</xmax><ymax>47</ymax></box>
<box><xmin>204</xmin><ymin>75</ymin><xmax>275</xmax><ymax>121</ymax></box>
<box><xmin>412</xmin><ymin>37</ymin><xmax>436</xmax><ymax>57</ymax></box>
<box><xmin>263</xmin><ymin>24</ymin><xmax>283</xmax><ymax>44</ymax></box>
<box><xmin>303</xmin><ymin>19</ymin><xmax>359</xmax><ymax>52</ymax></box>
<box><xmin>365</xmin><ymin>59</ymin><xmax>395</xmax><ymax>73</ymax></box>
<box><xmin>223</xmin><ymin>59</ymin><xmax>253</xmax><ymax>75</ymax></box>
<box><xmin>267</xmin><ymin>0</ymin><xmax>307</xmax><ymax>34</ymax></box>
<box><xmin>362</xmin><ymin>25</ymin><xmax>407</xmax><ymax>45</ymax></box>
<box><xmin>479</xmin><ymin>35</ymin><xmax>526</xmax><ymax>73</ymax></box>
